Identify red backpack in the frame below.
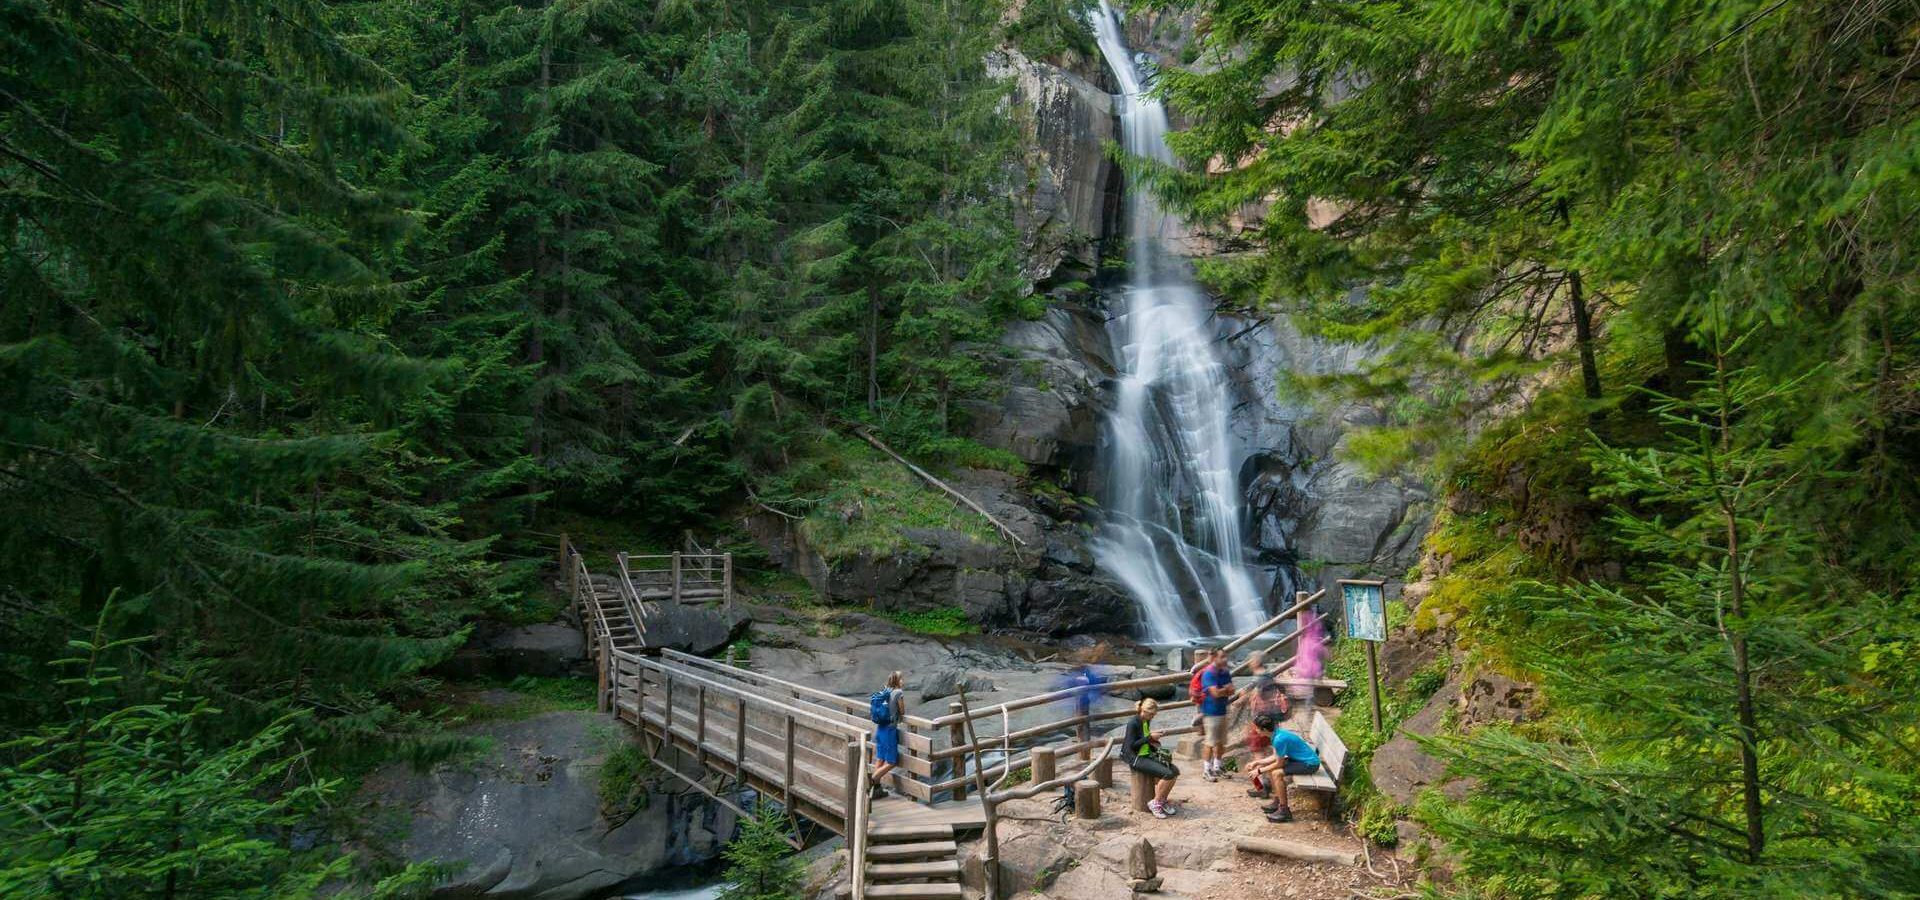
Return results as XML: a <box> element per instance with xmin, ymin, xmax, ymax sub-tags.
<box><xmin>1188</xmin><ymin>665</ymin><xmax>1207</xmax><ymax>706</ymax></box>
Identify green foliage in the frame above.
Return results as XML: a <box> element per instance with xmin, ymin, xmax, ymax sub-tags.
<box><xmin>717</xmin><ymin>805</ymin><xmax>802</xmax><ymax>900</ymax></box>
<box><xmin>596</xmin><ymin>744</ymin><xmax>654</xmax><ymax>823</ymax></box>
<box><xmin>441</xmin><ymin>676</ymin><xmax>598</xmax><ymax>725</ymax></box>
<box><xmin>1150</xmin><ymin>1</ymin><xmax>1920</xmax><ymax>890</ymax></box>
<box><xmin>3</xmin><ymin>0</ymin><xmax>1043</xmax><ymax>886</ymax></box>
<box><xmin>1416</xmin><ymin>342</ymin><xmax>1920</xmax><ymax>897</ymax></box>
<box><xmin>882</xmin><ymin>606</ymin><xmax>979</xmax><ymax>637</ymax></box>
<box><xmin>789</xmin><ymin>435</ymin><xmax>1003</xmax><ymax>561</ymax></box>
<box><xmin>0</xmin><ymin>620</ymin><xmax>432</xmax><ymax>898</ymax></box>
<box><xmin>1007</xmin><ymin>0</ymin><xmax>1097</xmax><ymax>61</ymax></box>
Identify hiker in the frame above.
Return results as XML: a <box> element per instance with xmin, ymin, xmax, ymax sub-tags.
<box><xmin>1232</xmin><ymin>651</ymin><xmax>1288</xmax><ymax>800</ymax></box>
<box><xmin>868</xmin><ymin>671</ymin><xmax>906</xmax><ymax>797</ymax></box>
<box><xmin>1123</xmin><ymin>698</ymin><xmax>1181</xmax><ymax>818</ymax></box>
<box><xmin>1247</xmin><ymin>713</ymin><xmax>1321</xmax><ymax>823</ymax></box>
<box><xmin>1196</xmin><ymin>647</ymin><xmax>1236</xmax><ymax>781</ymax></box>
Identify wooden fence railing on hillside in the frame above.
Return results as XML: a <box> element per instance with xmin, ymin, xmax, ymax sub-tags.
<box><xmin>620</xmin><ymin>550</ymin><xmax>733</xmax><ymax>605</ymax></box>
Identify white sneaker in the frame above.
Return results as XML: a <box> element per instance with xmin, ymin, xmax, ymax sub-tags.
<box><xmin>1149</xmin><ymin>800</ymin><xmax>1171</xmax><ymax>819</ymax></box>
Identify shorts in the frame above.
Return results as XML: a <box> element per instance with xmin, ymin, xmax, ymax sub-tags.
<box><xmin>1280</xmin><ymin>757</ymin><xmax>1318</xmax><ymax>777</ymax></box>
<box><xmin>1203</xmin><ymin>715</ymin><xmax>1229</xmax><ymax>747</ymax></box>
<box><xmin>874</xmin><ymin>724</ymin><xmax>901</xmax><ymax>765</ymax></box>
<box><xmin>1128</xmin><ymin>753</ymin><xmax>1180</xmax><ymax>781</ymax></box>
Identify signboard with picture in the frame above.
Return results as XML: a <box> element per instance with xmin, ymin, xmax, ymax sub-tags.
<box><xmin>1341</xmin><ymin>580</ymin><xmax>1387</xmax><ymax>642</ymax></box>
<box><xmin>1337</xmin><ymin>578</ymin><xmax>1389</xmax><ymax>730</ymax></box>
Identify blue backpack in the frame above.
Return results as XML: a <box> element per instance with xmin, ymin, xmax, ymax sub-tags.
<box><xmin>869</xmin><ymin>690</ymin><xmax>894</xmax><ymax>725</ymax></box>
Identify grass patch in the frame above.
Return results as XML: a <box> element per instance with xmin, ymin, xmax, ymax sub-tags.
<box><xmin>441</xmin><ymin>675</ymin><xmax>597</xmax><ymax>725</ymax></box>
<box><xmin>597</xmin><ymin>743</ymin><xmax>653</xmax><ymax>823</ymax></box>
<box><xmin>791</xmin><ymin>435</ymin><xmax>1003</xmax><ymax>561</ymax></box>
<box><xmin>883</xmin><ymin>606</ymin><xmax>977</xmax><ymax>637</ymax></box>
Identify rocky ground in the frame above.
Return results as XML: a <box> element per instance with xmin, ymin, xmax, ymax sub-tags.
<box><xmin>805</xmin><ymin>749</ymin><xmax>1410</xmax><ymax>900</ymax></box>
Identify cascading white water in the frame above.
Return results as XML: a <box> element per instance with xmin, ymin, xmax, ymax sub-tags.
<box><xmin>1087</xmin><ymin>2</ymin><xmax>1268</xmax><ymax>642</ymax></box>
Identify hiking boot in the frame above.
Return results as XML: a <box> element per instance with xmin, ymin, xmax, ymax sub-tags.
<box><xmin>1246</xmin><ymin>785</ymin><xmax>1271</xmax><ymax>798</ymax></box>
<box><xmin>1261</xmin><ymin>801</ymin><xmax>1280</xmax><ymax>813</ymax></box>
<box><xmin>1266</xmin><ymin>809</ymin><xmax>1293</xmax><ymax>823</ymax></box>
<box><xmin>870</xmin><ymin>784</ymin><xmax>888</xmax><ymax>800</ymax></box>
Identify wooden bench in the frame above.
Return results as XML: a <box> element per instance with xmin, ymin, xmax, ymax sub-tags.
<box><xmin>1287</xmin><ymin>710</ymin><xmax>1347</xmax><ymax>821</ymax></box>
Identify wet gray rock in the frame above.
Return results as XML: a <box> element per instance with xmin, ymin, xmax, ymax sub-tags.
<box><xmin>1370</xmin><ymin>672</ymin><xmax>1461</xmax><ymax>807</ymax></box>
<box><xmin>639</xmin><ymin>602</ymin><xmax>752</xmax><ymax>656</ymax></box>
<box><xmin>961</xmin><ymin>304</ymin><xmax>1115</xmax><ymax>472</ymax></box>
<box><xmin>436</xmin><ymin>623</ymin><xmax>587</xmax><ymax>680</ymax></box>
<box><xmin>357</xmin><ymin>711</ymin><xmax>732</xmax><ymax>900</ymax></box>
<box><xmin>918</xmin><ymin>668</ymin><xmax>997</xmax><ymax>703</ymax></box>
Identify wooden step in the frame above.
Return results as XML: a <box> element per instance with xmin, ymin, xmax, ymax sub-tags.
<box><xmin>860</xmin><ymin>884</ymin><xmax>962</xmax><ymax>900</ymax></box>
<box><xmin>865</xmin><ymin>841</ymin><xmax>958</xmax><ymax>862</ymax></box>
<box><xmin>867</xmin><ymin>860</ymin><xmax>960</xmax><ymax>882</ymax></box>
<box><xmin>867</xmin><ymin>824</ymin><xmax>953</xmax><ymax>842</ymax></box>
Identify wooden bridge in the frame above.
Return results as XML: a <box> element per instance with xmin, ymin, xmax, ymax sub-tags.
<box><xmin>564</xmin><ymin>541</ymin><xmax>1344</xmax><ymax>900</ymax></box>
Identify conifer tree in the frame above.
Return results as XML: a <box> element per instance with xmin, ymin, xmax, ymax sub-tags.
<box><xmin>1</xmin><ymin>0</ymin><xmax>467</xmax><ymax>743</ymax></box>
<box><xmin>1419</xmin><ymin>322</ymin><xmax>1920</xmax><ymax>896</ymax></box>
<box><xmin>716</xmin><ymin>805</ymin><xmax>802</xmax><ymax>900</ymax></box>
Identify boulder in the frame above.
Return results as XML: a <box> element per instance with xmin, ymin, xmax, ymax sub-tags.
<box><xmin>357</xmin><ymin>711</ymin><xmax>733</xmax><ymax>899</ymax></box>
<box><xmin>1370</xmin><ymin>672</ymin><xmax>1462</xmax><ymax>807</ymax></box>
<box><xmin>1128</xmin><ymin>838</ymin><xmax>1158</xmax><ymax>879</ymax></box>
<box><xmin>639</xmin><ymin>602</ymin><xmax>752</xmax><ymax>656</ymax></box>
<box><xmin>1021</xmin><ymin>574</ymin><xmax>1138</xmax><ymax>636</ymax></box>
<box><xmin>917</xmin><ymin>668</ymin><xmax>997</xmax><ymax>703</ymax></box>
<box><xmin>436</xmin><ymin>623</ymin><xmax>586</xmax><ymax>680</ymax></box>
<box><xmin>1462</xmin><ymin>670</ymin><xmax>1540</xmax><ymax>726</ymax></box>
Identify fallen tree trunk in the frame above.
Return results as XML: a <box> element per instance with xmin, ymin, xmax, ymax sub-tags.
<box><xmin>851</xmin><ymin>428</ymin><xmax>1028</xmax><ymax>546</ymax></box>
<box><xmin>1232</xmin><ymin>837</ymin><xmax>1360</xmax><ymax>867</ymax></box>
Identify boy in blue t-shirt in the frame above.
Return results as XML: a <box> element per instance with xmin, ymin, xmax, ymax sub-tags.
<box><xmin>1248</xmin><ymin>713</ymin><xmax>1321</xmax><ymax>823</ymax></box>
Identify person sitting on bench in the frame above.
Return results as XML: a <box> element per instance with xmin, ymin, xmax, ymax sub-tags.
<box><xmin>1246</xmin><ymin>713</ymin><xmax>1320</xmax><ymax>823</ymax></box>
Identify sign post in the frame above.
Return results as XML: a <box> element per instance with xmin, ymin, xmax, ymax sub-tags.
<box><xmin>1340</xmin><ymin>579</ymin><xmax>1388</xmax><ymax>732</ymax></box>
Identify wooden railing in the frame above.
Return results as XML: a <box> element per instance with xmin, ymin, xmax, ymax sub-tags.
<box><xmin>926</xmin><ymin>589</ymin><xmax>1334</xmax><ymax>796</ymax></box>
<box><xmin>660</xmin><ymin>649</ymin><xmax>939</xmax><ymax>802</ymax></box>
<box><xmin>613</xmin><ymin>647</ymin><xmax>874</xmax><ymax>834</ymax></box>
<box><xmin>619</xmin><ymin>550</ymin><xmax>733</xmax><ymax>604</ymax></box>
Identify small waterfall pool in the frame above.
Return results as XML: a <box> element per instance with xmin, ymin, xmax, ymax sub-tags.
<box><xmin>1087</xmin><ymin>1</ymin><xmax>1273</xmax><ymax>642</ymax></box>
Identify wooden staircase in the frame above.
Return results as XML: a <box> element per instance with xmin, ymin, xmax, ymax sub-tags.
<box><xmin>587</xmin><ymin>573</ymin><xmax>642</xmax><ymax>651</ymax></box>
<box><xmin>844</xmin><ymin>823</ymin><xmax>963</xmax><ymax>900</ymax></box>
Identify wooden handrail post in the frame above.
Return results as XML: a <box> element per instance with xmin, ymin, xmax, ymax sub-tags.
<box><xmin>671</xmin><ymin>551</ymin><xmax>683</xmax><ymax>604</ymax></box>
<box><xmin>723</xmin><ymin>552</ymin><xmax>733</xmax><ymax>604</ymax></box>
<box><xmin>1077</xmin><ymin>713</ymin><xmax>1092</xmax><ymax>762</ymax></box>
<box><xmin>783</xmin><ymin>715</ymin><xmax>797</xmax><ymax>808</ymax></box>
<box><xmin>1031</xmin><ymin>745</ymin><xmax>1057</xmax><ymax>785</ymax></box>
<box><xmin>1295</xmin><ymin>590</ymin><xmax>1310</xmax><ymax>647</ymax></box>
<box><xmin>843</xmin><ymin>739</ymin><xmax>863</xmax><ymax>827</ymax></box>
<box><xmin>948</xmin><ymin>701</ymin><xmax>968</xmax><ymax>801</ymax></box>
<box><xmin>595</xmin><ymin>638</ymin><xmax>610</xmax><ymax>713</ymax></box>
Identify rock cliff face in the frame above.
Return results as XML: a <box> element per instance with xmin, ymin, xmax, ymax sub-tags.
<box><xmin>357</xmin><ymin>710</ymin><xmax>733</xmax><ymax>900</ymax></box>
<box><xmin>991</xmin><ymin>48</ymin><xmax>1121</xmax><ymax>285</ymax></box>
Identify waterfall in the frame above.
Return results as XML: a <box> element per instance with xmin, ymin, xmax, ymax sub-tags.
<box><xmin>1087</xmin><ymin>2</ymin><xmax>1269</xmax><ymax>642</ymax></box>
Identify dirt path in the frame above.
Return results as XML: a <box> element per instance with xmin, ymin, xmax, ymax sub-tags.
<box><xmin>986</xmin><ymin>759</ymin><xmax>1414</xmax><ymax>900</ymax></box>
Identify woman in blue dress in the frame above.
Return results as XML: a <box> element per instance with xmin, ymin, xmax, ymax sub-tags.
<box><xmin>870</xmin><ymin>671</ymin><xmax>905</xmax><ymax>798</ymax></box>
